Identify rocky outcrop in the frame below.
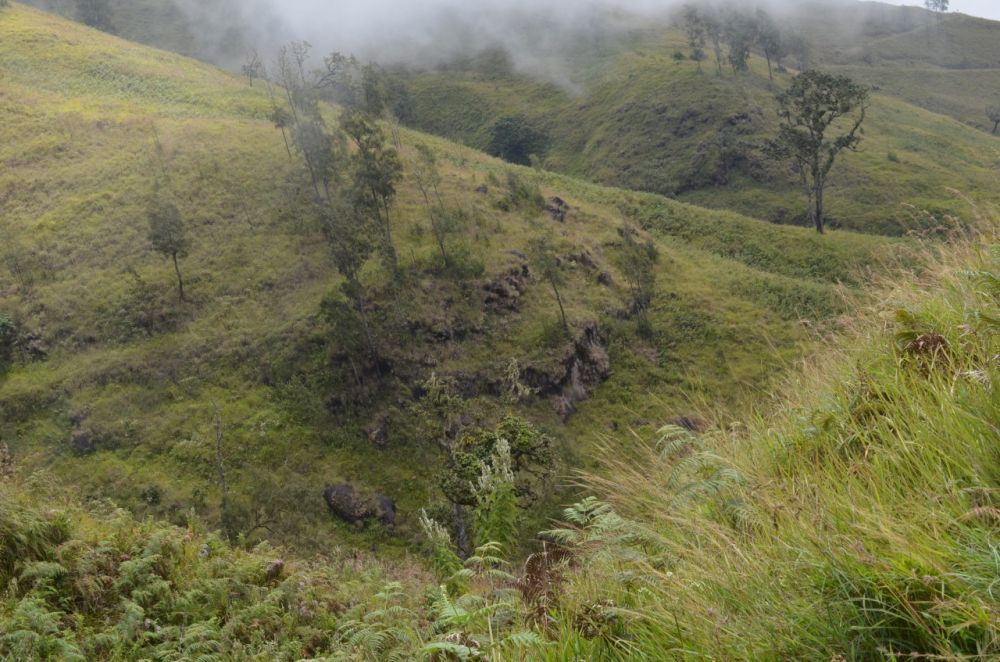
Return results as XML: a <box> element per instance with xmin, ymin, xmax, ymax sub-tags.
<box><xmin>525</xmin><ymin>323</ymin><xmax>611</xmax><ymax>421</ymax></box>
<box><xmin>483</xmin><ymin>264</ymin><xmax>531</xmax><ymax>312</ymax></box>
<box><xmin>323</xmin><ymin>483</ymin><xmax>396</xmax><ymax>529</ymax></box>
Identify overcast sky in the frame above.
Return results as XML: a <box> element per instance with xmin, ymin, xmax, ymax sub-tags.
<box><xmin>888</xmin><ymin>0</ymin><xmax>1000</xmax><ymax>20</ymax></box>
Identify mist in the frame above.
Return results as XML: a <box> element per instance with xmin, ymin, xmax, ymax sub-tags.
<box><xmin>172</xmin><ymin>0</ymin><xmax>688</xmax><ymax>87</ymax></box>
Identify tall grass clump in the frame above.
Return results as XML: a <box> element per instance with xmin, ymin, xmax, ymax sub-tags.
<box><xmin>547</xmin><ymin>214</ymin><xmax>1000</xmax><ymax>659</ymax></box>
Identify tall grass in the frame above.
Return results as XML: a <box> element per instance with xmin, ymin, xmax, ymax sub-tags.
<box><xmin>551</xmin><ymin>212</ymin><xmax>1000</xmax><ymax>659</ymax></box>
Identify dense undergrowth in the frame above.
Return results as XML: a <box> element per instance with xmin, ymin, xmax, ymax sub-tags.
<box><xmin>3</xmin><ymin>219</ymin><xmax>998</xmax><ymax>660</ymax></box>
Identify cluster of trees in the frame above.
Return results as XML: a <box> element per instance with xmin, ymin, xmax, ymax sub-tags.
<box><xmin>76</xmin><ymin>0</ymin><xmax>115</xmax><ymax>33</ymax></box>
<box><xmin>679</xmin><ymin>4</ymin><xmax>809</xmax><ymax>79</ymax></box>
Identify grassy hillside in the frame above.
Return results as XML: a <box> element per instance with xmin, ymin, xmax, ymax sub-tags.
<box><xmin>3</xmin><ymin>171</ymin><xmax>997</xmax><ymax>662</ymax></box>
<box><xmin>0</xmin><ymin>2</ymin><xmax>904</xmax><ymax>554</ymax></box>
<box><xmin>401</xmin><ymin>20</ymin><xmax>1000</xmax><ymax>236</ymax></box>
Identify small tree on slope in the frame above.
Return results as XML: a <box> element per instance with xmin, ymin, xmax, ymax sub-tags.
<box><xmin>767</xmin><ymin>70</ymin><xmax>869</xmax><ymax>234</ymax></box>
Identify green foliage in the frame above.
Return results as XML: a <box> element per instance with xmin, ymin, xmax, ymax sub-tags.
<box><xmin>487</xmin><ymin>115</ymin><xmax>549</xmax><ymax>166</ymax></box>
<box><xmin>767</xmin><ymin>70</ymin><xmax>870</xmax><ymax>233</ymax></box>
<box><xmin>146</xmin><ymin>198</ymin><xmax>189</xmax><ymax>300</ymax></box>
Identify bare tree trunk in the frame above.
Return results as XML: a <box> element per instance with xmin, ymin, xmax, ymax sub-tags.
<box><xmin>993</xmin><ymin>121</ymin><xmax>999</xmax><ymax>135</ymax></box>
<box><xmin>453</xmin><ymin>503</ymin><xmax>471</xmax><ymax>559</ymax></box>
<box><xmin>551</xmin><ymin>280</ymin><xmax>570</xmax><ymax>335</ymax></box>
<box><xmin>813</xmin><ymin>183</ymin><xmax>825</xmax><ymax>234</ymax></box>
<box><xmin>766</xmin><ymin>53</ymin><xmax>773</xmax><ymax>81</ymax></box>
<box><xmin>172</xmin><ymin>252</ymin><xmax>185</xmax><ymax>301</ymax></box>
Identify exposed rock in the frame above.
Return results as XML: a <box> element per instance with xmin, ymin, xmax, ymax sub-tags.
<box><xmin>597</xmin><ymin>271</ymin><xmax>613</xmax><ymax>286</ymax></box>
<box><xmin>475</xmin><ymin>184</ymin><xmax>489</xmax><ymax>194</ymax></box>
<box><xmin>323</xmin><ymin>483</ymin><xmax>397</xmax><ymax>529</ymax></box>
<box><xmin>70</xmin><ymin>429</ymin><xmax>96</xmax><ymax>455</ymax></box>
<box><xmin>525</xmin><ymin>323</ymin><xmax>612</xmax><ymax>422</ymax></box>
<box><xmin>265</xmin><ymin>559</ymin><xmax>285</xmax><ymax>582</ymax></box>
<box><xmin>324</xmin><ymin>484</ymin><xmax>371</xmax><ymax>529</ymax></box>
<box><xmin>546</xmin><ymin>196</ymin><xmax>570</xmax><ymax>222</ymax></box>
<box><xmin>483</xmin><ymin>264</ymin><xmax>531</xmax><ymax>312</ymax></box>
<box><xmin>374</xmin><ymin>495</ymin><xmax>396</xmax><ymax>527</ymax></box>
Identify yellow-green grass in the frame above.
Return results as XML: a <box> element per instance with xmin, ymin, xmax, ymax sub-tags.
<box><xmin>1</xmin><ymin>2</ymin><xmax>904</xmax><ymax>553</ymax></box>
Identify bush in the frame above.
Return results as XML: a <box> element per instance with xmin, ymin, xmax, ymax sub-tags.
<box><xmin>487</xmin><ymin>115</ymin><xmax>549</xmax><ymax>166</ymax></box>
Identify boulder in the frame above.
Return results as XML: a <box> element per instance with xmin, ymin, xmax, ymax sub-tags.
<box><xmin>323</xmin><ymin>484</ymin><xmax>397</xmax><ymax>529</ymax></box>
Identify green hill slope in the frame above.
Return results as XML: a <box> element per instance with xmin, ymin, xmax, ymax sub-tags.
<box><xmin>0</xmin><ymin>3</ymin><xmax>905</xmax><ymax>552</ymax></box>
<box><xmin>401</xmin><ymin>20</ymin><xmax>1000</xmax><ymax>236</ymax></box>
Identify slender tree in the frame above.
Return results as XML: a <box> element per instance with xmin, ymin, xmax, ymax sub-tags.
<box><xmin>147</xmin><ymin>200</ymin><xmax>189</xmax><ymax>301</ymax></box>
<box><xmin>528</xmin><ymin>236</ymin><xmax>570</xmax><ymax>336</ymax></box>
<box><xmin>767</xmin><ymin>71</ymin><xmax>869</xmax><ymax>234</ymax></box>
<box><xmin>987</xmin><ymin>105</ymin><xmax>1000</xmax><ymax>135</ymax></box>
<box><xmin>412</xmin><ymin>143</ymin><xmax>455</xmax><ymax>268</ymax></box>
<box><xmin>343</xmin><ymin>110</ymin><xmax>403</xmax><ymax>278</ymax></box>
<box><xmin>680</xmin><ymin>6</ymin><xmax>708</xmax><ymax>72</ymax></box>
<box><xmin>242</xmin><ymin>50</ymin><xmax>263</xmax><ymax>87</ymax></box>
<box><xmin>925</xmin><ymin>0</ymin><xmax>949</xmax><ymax>17</ymax></box>
<box><xmin>619</xmin><ymin>232</ymin><xmax>659</xmax><ymax>324</ymax></box>
<box><xmin>755</xmin><ymin>10</ymin><xmax>785</xmax><ymax>81</ymax></box>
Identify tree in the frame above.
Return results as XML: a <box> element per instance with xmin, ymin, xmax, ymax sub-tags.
<box><xmin>77</xmin><ymin>0</ymin><xmax>114</xmax><ymax>33</ymax></box>
<box><xmin>925</xmin><ymin>0</ymin><xmax>949</xmax><ymax>16</ymax></box>
<box><xmin>767</xmin><ymin>71</ymin><xmax>869</xmax><ymax>234</ymax></box>
<box><xmin>724</xmin><ymin>11</ymin><xmax>756</xmax><ymax>74</ymax></box>
<box><xmin>528</xmin><ymin>236</ymin><xmax>570</xmax><ymax>336</ymax></box>
<box><xmin>412</xmin><ymin>143</ymin><xmax>456</xmax><ymax>269</ymax></box>
<box><xmin>241</xmin><ymin>50</ymin><xmax>263</xmax><ymax>87</ymax></box>
<box><xmin>702</xmin><ymin>8</ymin><xmax>725</xmax><ymax>75</ymax></box>
<box><xmin>147</xmin><ymin>200</ymin><xmax>189</xmax><ymax>301</ymax></box>
<box><xmin>618</xmin><ymin>232</ymin><xmax>659</xmax><ymax>327</ymax></box>
<box><xmin>487</xmin><ymin>115</ymin><xmax>548</xmax><ymax>166</ymax></box>
<box><xmin>755</xmin><ymin>10</ymin><xmax>785</xmax><ymax>81</ymax></box>
<box><xmin>343</xmin><ymin>109</ymin><xmax>404</xmax><ymax>278</ymax></box>
<box><xmin>680</xmin><ymin>6</ymin><xmax>707</xmax><ymax>72</ymax></box>
<box><xmin>987</xmin><ymin>105</ymin><xmax>1000</xmax><ymax>135</ymax></box>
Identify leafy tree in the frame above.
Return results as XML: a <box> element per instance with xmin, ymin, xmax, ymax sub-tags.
<box><xmin>701</xmin><ymin>8</ymin><xmax>725</xmax><ymax>75</ymax></box>
<box><xmin>412</xmin><ymin>143</ymin><xmax>456</xmax><ymax>268</ymax></box>
<box><xmin>528</xmin><ymin>236</ymin><xmax>570</xmax><ymax>336</ymax></box>
<box><xmin>987</xmin><ymin>105</ymin><xmax>1000</xmax><ymax>135</ymax></box>
<box><xmin>925</xmin><ymin>0</ymin><xmax>949</xmax><ymax>16</ymax></box>
<box><xmin>76</xmin><ymin>0</ymin><xmax>114</xmax><ymax>33</ymax></box>
<box><xmin>241</xmin><ymin>50</ymin><xmax>263</xmax><ymax>87</ymax></box>
<box><xmin>680</xmin><ymin>6</ymin><xmax>707</xmax><ymax>72</ymax></box>
<box><xmin>755</xmin><ymin>10</ymin><xmax>785</xmax><ymax>81</ymax></box>
<box><xmin>487</xmin><ymin>115</ymin><xmax>548</xmax><ymax>166</ymax></box>
<box><xmin>441</xmin><ymin>415</ymin><xmax>553</xmax><ymax>515</ymax></box>
<box><xmin>766</xmin><ymin>71</ymin><xmax>869</xmax><ymax>234</ymax></box>
<box><xmin>343</xmin><ymin>109</ymin><xmax>404</xmax><ymax>278</ymax></box>
<box><xmin>146</xmin><ymin>200</ymin><xmax>189</xmax><ymax>301</ymax></box>
<box><xmin>724</xmin><ymin>11</ymin><xmax>756</xmax><ymax>74</ymax></box>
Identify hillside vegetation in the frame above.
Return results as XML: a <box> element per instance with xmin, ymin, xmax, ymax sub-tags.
<box><xmin>0</xmin><ymin>3</ymin><xmax>904</xmax><ymax>554</ymax></box>
<box><xmin>400</xmin><ymin>14</ymin><xmax>1000</xmax><ymax>235</ymax></box>
<box><xmin>3</xmin><ymin>165</ymin><xmax>998</xmax><ymax>660</ymax></box>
